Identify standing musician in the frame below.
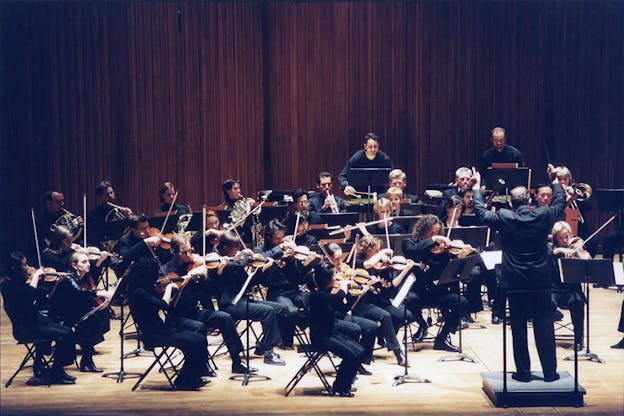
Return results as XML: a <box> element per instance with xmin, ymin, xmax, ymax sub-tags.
<box><xmin>214</xmin><ymin>231</ymin><xmax>286</xmax><ymax>365</ymax></box>
<box><xmin>126</xmin><ymin>257</ymin><xmax>209</xmax><ymax>390</ymax></box>
<box><xmin>190</xmin><ymin>209</ymin><xmax>224</xmax><ymax>253</ymax></box>
<box><xmin>308</xmin><ymin>172</ymin><xmax>348</xmax><ymax>213</ymax></box>
<box><xmin>2</xmin><ymin>252</ymin><xmax>77</xmax><ymax>384</ymax></box>
<box><xmin>339</xmin><ymin>132</ymin><xmax>394</xmax><ymax>197</ymax></box>
<box><xmin>379</xmin><ymin>168</ymin><xmax>419</xmax><ymax>203</ymax></box>
<box><xmin>473</xmin><ymin>167</ymin><xmax>564</xmax><ymax>382</ymax></box>
<box><xmin>309</xmin><ymin>263</ymin><xmax>366</xmax><ymax>397</ymax></box>
<box><xmin>478</xmin><ymin>127</ymin><xmax>524</xmax><ymax>189</ymax></box>
<box><xmin>351</xmin><ymin>235</ymin><xmax>408</xmax><ymax>366</ymax></box>
<box><xmin>550</xmin><ymin>221</ymin><xmax>588</xmax><ymax>351</ymax></box>
<box><xmin>48</xmin><ymin>252</ymin><xmax>113</xmax><ymax>373</ymax></box>
<box><xmin>37</xmin><ymin>190</ymin><xmax>83</xmax><ymax>248</ymax></box>
<box><xmin>87</xmin><ymin>181</ymin><xmax>133</xmax><ymax>246</ymax></box>
<box><xmin>254</xmin><ymin>219</ymin><xmax>310</xmax><ymax>349</ymax></box>
<box><xmin>401</xmin><ymin>215</ymin><xmax>469</xmax><ymax>352</ymax></box>
<box><xmin>323</xmin><ymin>243</ymin><xmax>377</xmax><ymax>375</ymax></box>
<box><xmin>160</xmin><ymin>235</ymin><xmax>254</xmax><ymax>375</ymax></box>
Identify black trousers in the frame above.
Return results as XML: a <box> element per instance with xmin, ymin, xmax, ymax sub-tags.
<box><xmin>352</xmin><ymin>301</ymin><xmax>400</xmax><ymax>351</ymax></box>
<box><xmin>32</xmin><ymin>316</ymin><xmax>76</xmax><ymax>369</ymax></box>
<box><xmin>412</xmin><ymin>291</ymin><xmax>468</xmax><ymax>340</ymax></box>
<box><xmin>335</xmin><ymin>315</ymin><xmax>376</xmax><ymax>364</ymax></box>
<box><xmin>221</xmin><ymin>299</ymin><xmax>283</xmax><ymax>352</ymax></box>
<box><xmin>508</xmin><ymin>291</ymin><xmax>557</xmax><ymax>378</ymax></box>
<box><xmin>317</xmin><ymin>333</ymin><xmax>365</xmax><ymax>393</ymax></box>
<box><xmin>168</xmin><ymin>330</ymin><xmax>208</xmax><ymax>383</ymax></box>
<box><xmin>618</xmin><ymin>299</ymin><xmax>624</xmax><ymax>333</ymax></box>
<box><xmin>552</xmin><ymin>285</ymin><xmax>585</xmax><ymax>344</ymax></box>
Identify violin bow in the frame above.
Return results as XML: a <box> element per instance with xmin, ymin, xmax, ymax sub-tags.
<box><xmin>292</xmin><ymin>212</ymin><xmax>301</xmax><ymax>241</ymax></box>
<box><xmin>202</xmin><ymin>205</ymin><xmax>207</xmax><ymax>259</ymax></box>
<box><xmin>160</xmin><ymin>191</ymin><xmax>179</xmax><ymax>234</ymax></box>
<box><xmin>83</xmin><ymin>193</ymin><xmax>87</xmax><ymax>248</ymax></box>
<box><xmin>582</xmin><ymin>214</ymin><xmax>617</xmax><ymax>247</ymax></box>
<box><xmin>383</xmin><ymin>212</ymin><xmax>391</xmax><ymax>251</ymax></box>
<box><xmin>31</xmin><ymin>208</ymin><xmax>43</xmax><ymax>269</ymax></box>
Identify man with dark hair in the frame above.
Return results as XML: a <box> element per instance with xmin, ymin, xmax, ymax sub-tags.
<box><xmin>37</xmin><ymin>190</ymin><xmax>83</xmax><ymax>248</ymax></box>
<box><xmin>339</xmin><ymin>133</ymin><xmax>393</xmax><ymax>197</ymax></box>
<box><xmin>309</xmin><ymin>172</ymin><xmax>347</xmax><ymax>213</ymax></box>
<box><xmin>114</xmin><ymin>213</ymin><xmax>162</xmax><ymax>275</ymax></box>
<box><xmin>87</xmin><ymin>181</ymin><xmax>132</xmax><ymax>246</ymax></box>
<box><xmin>473</xmin><ymin>168</ymin><xmax>564</xmax><ymax>382</ymax></box>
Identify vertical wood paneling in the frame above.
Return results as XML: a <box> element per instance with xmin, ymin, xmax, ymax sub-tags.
<box><xmin>1</xmin><ymin>1</ymin><xmax>622</xmax><ymax>263</ymax></box>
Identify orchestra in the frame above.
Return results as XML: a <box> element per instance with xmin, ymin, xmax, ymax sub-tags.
<box><xmin>4</xmin><ymin>128</ymin><xmax>621</xmax><ymax>397</ymax></box>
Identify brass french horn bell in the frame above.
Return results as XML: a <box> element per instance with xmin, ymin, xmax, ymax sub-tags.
<box><xmin>573</xmin><ymin>183</ymin><xmax>592</xmax><ymax>201</ymax></box>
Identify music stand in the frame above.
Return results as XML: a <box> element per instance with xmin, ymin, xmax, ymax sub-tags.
<box><xmin>435</xmin><ymin>254</ymin><xmax>482</xmax><ymax>362</ymax></box>
<box><xmin>391</xmin><ymin>273</ymin><xmax>431</xmax><ymax>386</ymax></box>
<box><xmin>444</xmin><ymin>226</ymin><xmax>491</xmax><ymax>249</ymax></box>
<box><xmin>484</xmin><ymin>167</ymin><xmax>532</xmax><ymax>193</ymax></box>
<box><xmin>229</xmin><ymin>269</ymin><xmax>271</xmax><ymax>386</ymax></box>
<box><xmin>596</xmin><ymin>189</ymin><xmax>624</xmax><ymax>228</ymax></box>
<box><xmin>348</xmin><ymin>167</ymin><xmax>392</xmax><ymax>220</ymax></box>
<box><xmin>557</xmin><ymin>258</ymin><xmax>614</xmax><ymax>364</ymax></box>
<box><xmin>148</xmin><ymin>213</ymin><xmax>178</xmax><ymax>234</ymax></box>
<box><xmin>317</xmin><ymin>212</ymin><xmax>359</xmax><ymax>241</ymax></box>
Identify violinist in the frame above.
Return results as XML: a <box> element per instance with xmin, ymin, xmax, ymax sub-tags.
<box><xmin>309</xmin><ymin>263</ymin><xmax>366</xmax><ymax>397</ymax></box>
<box><xmin>190</xmin><ymin>209</ymin><xmax>223</xmax><ymax>253</ymax></box>
<box><xmin>284</xmin><ymin>211</ymin><xmax>318</xmax><ymax>247</ymax></box>
<box><xmin>1</xmin><ymin>252</ymin><xmax>77</xmax><ymax>384</ymax></box>
<box><xmin>254</xmin><ymin>219</ymin><xmax>309</xmax><ymax>349</ymax></box>
<box><xmin>308</xmin><ymin>172</ymin><xmax>347</xmax><ymax>213</ymax></box>
<box><xmin>48</xmin><ymin>252</ymin><xmax>112</xmax><ymax>373</ymax></box>
<box><xmin>87</xmin><ymin>181</ymin><xmax>132</xmax><ymax>246</ymax></box>
<box><xmin>42</xmin><ymin>225</ymin><xmax>82</xmax><ymax>272</ymax></box>
<box><xmin>126</xmin><ymin>257</ymin><xmax>209</xmax><ymax>390</ymax></box>
<box><xmin>401</xmin><ymin>215</ymin><xmax>469</xmax><ymax>353</ymax></box>
<box><xmin>550</xmin><ymin>221</ymin><xmax>588</xmax><ymax>351</ymax></box>
<box><xmin>351</xmin><ymin>235</ymin><xmax>408</xmax><ymax>366</ymax></box>
<box><xmin>160</xmin><ymin>235</ymin><xmax>253</xmax><ymax>375</ymax></box>
<box><xmin>289</xmin><ymin>188</ymin><xmax>323</xmax><ymax>225</ymax></box>
<box><xmin>323</xmin><ymin>243</ymin><xmax>377</xmax><ymax>375</ymax></box>
<box><xmin>214</xmin><ymin>231</ymin><xmax>286</xmax><ymax>365</ymax></box>
<box><xmin>114</xmin><ymin>213</ymin><xmax>163</xmax><ymax>275</ymax></box>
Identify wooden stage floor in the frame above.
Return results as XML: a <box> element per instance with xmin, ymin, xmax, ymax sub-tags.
<box><xmin>2</xmin><ymin>284</ymin><xmax>623</xmax><ymax>416</ymax></box>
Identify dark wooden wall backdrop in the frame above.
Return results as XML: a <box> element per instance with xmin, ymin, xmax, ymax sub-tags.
<box><xmin>1</xmin><ymin>1</ymin><xmax>622</xmax><ymax>265</ymax></box>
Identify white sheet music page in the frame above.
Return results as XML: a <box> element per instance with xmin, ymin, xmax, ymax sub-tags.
<box><xmin>480</xmin><ymin>251</ymin><xmax>502</xmax><ymax>270</ymax></box>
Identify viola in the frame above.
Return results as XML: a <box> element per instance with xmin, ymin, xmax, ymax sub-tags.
<box><xmin>155</xmin><ymin>260</ymin><xmax>206</xmax><ymax>295</ymax></box>
<box><xmin>146</xmin><ymin>227</ymin><xmax>173</xmax><ymax>250</ymax></box>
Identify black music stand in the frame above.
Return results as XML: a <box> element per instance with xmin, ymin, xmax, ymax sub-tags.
<box><xmin>391</xmin><ymin>272</ymin><xmax>431</xmax><ymax>386</ymax></box>
<box><xmin>484</xmin><ymin>167</ymin><xmax>532</xmax><ymax>193</ymax></box>
<box><xmin>317</xmin><ymin>212</ymin><xmax>359</xmax><ymax>242</ymax></box>
<box><xmin>436</xmin><ymin>254</ymin><xmax>482</xmax><ymax>363</ymax></box>
<box><xmin>557</xmin><ymin>258</ymin><xmax>614</xmax><ymax>364</ymax></box>
<box><xmin>148</xmin><ymin>213</ymin><xmax>179</xmax><ymax>234</ymax></box>
<box><xmin>229</xmin><ymin>269</ymin><xmax>270</xmax><ymax>386</ymax></box>
<box><xmin>444</xmin><ymin>226</ymin><xmax>491</xmax><ymax>249</ymax></box>
<box><xmin>101</xmin><ymin>273</ymin><xmax>144</xmax><ymax>383</ymax></box>
<box><xmin>348</xmin><ymin>167</ymin><xmax>392</xmax><ymax>220</ymax></box>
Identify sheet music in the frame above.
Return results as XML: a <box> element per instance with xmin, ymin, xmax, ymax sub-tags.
<box><xmin>232</xmin><ymin>268</ymin><xmax>258</xmax><ymax>306</ymax></box>
<box><xmin>481</xmin><ymin>251</ymin><xmax>502</xmax><ymax>270</ymax></box>
<box><xmin>391</xmin><ymin>273</ymin><xmax>416</xmax><ymax>308</ymax></box>
<box><xmin>614</xmin><ymin>262</ymin><xmax>624</xmax><ymax>286</ymax></box>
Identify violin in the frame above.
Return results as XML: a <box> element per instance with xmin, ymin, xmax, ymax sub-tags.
<box><xmin>26</xmin><ymin>266</ymin><xmax>68</xmax><ymax>284</ymax></box>
<box><xmin>430</xmin><ymin>238</ymin><xmax>478</xmax><ymax>257</ymax></box>
<box><xmin>146</xmin><ymin>227</ymin><xmax>173</xmax><ymax>250</ymax></box>
<box><xmin>155</xmin><ymin>259</ymin><xmax>207</xmax><ymax>295</ymax></box>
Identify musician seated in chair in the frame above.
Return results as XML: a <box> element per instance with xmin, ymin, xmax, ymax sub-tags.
<box><xmin>87</xmin><ymin>180</ymin><xmax>132</xmax><ymax>246</ymax></box>
<box><xmin>379</xmin><ymin>168</ymin><xmax>419</xmax><ymax>203</ymax></box>
<box><xmin>549</xmin><ymin>221</ymin><xmax>588</xmax><ymax>351</ymax></box>
<box><xmin>37</xmin><ymin>190</ymin><xmax>83</xmax><ymax>249</ymax></box>
<box><xmin>309</xmin><ymin>172</ymin><xmax>347</xmax><ymax>213</ymax></box>
<box><xmin>1</xmin><ymin>252</ymin><xmax>77</xmax><ymax>384</ymax></box>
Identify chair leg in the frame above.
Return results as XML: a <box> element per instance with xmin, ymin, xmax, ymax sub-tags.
<box><xmin>5</xmin><ymin>343</ymin><xmax>37</xmax><ymax>388</ymax></box>
<box><xmin>132</xmin><ymin>348</ymin><xmax>177</xmax><ymax>392</ymax></box>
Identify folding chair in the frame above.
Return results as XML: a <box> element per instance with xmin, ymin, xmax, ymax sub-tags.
<box><xmin>5</xmin><ymin>339</ymin><xmax>53</xmax><ymax>387</ymax></box>
<box><xmin>131</xmin><ymin>345</ymin><xmax>180</xmax><ymax>391</ymax></box>
<box><xmin>284</xmin><ymin>344</ymin><xmax>333</xmax><ymax>396</ymax></box>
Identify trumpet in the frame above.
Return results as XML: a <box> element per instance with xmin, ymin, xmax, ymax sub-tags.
<box><xmin>326</xmin><ymin>192</ymin><xmax>339</xmax><ymax>214</ymax></box>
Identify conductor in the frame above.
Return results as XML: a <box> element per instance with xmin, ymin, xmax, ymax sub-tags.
<box><xmin>472</xmin><ymin>167</ymin><xmax>565</xmax><ymax>382</ymax></box>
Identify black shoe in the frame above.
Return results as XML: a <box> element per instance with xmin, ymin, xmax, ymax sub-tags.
<box><xmin>231</xmin><ymin>362</ymin><xmax>258</xmax><ymax>374</ymax></box>
<box><xmin>377</xmin><ymin>337</ymin><xmax>386</xmax><ymax>348</ymax></box>
<box><xmin>412</xmin><ymin>325</ymin><xmax>428</xmax><ymax>343</ymax></box>
<box><xmin>433</xmin><ymin>338</ymin><xmax>460</xmax><ymax>353</ymax></box>
<box><xmin>201</xmin><ymin>364</ymin><xmax>217</xmax><ymax>377</ymax></box>
<box><xmin>53</xmin><ymin>368</ymin><xmax>76</xmax><ymax>382</ymax></box>
<box><xmin>49</xmin><ymin>375</ymin><xmax>76</xmax><ymax>385</ymax></box>
<box><xmin>279</xmin><ymin>344</ymin><xmax>295</xmax><ymax>350</ymax></box>
<box><xmin>611</xmin><ymin>338</ymin><xmax>624</xmax><ymax>349</ymax></box>
<box><xmin>543</xmin><ymin>373</ymin><xmax>560</xmax><ymax>382</ymax></box>
<box><xmin>79</xmin><ymin>357</ymin><xmax>103</xmax><ymax>373</ymax></box>
<box><xmin>253</xmin><ymin>348</ymin><xmax>266</xmax><ymax>356</ymax></box>
<box><xmin>491</xmin><ymin>314</ymin><xmax>501</xmax><ymax>325</ymax></box>
<box><xmin>263</xmin><ymin>350</ymin><xmax>286</xmax><ymax>366</ymax></box>
<box><xmin>331</xmin><ymin>388</ymin><xmax>355</xmax><ymax>397</ymax></box>
<box><xmin>357</xmin><ymin>364</ymin><xmax>372</xmax><ymax>376</ymax></box>
<box><xmin>462</xmin><ymin>315</ymin><xmax>475</xmax><ymax>324</ymax></box>
<box><xmin>553</xmin><ymin>309</ymin><xmax>564</xmax><ymax>321</ymax></box>
<box><xmin>511</xmin><ymin>372</ymin><xmax>531</xmax><ymax>382</ymax></box>
<box><xmin>393</xmin><ymin>349</ymin><xmax>408</xmax><ymax>366</ymax></box>
<box><xmin>174</xmin><ymin>378</ymin><xmax>209</xmax><ymax>390</ymax></box>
